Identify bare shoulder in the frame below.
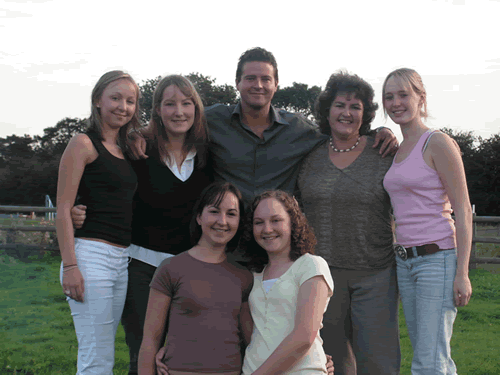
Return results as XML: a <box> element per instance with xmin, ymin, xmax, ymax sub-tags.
<box><xmin>429</xmin><ymin>132</ymin><xmax>457</xmax><ymax>149</ymax></box>
<box><xmin>63</xmin><ymin>134</ymin><xmax>97</xmax><ymax>164</ymax></box>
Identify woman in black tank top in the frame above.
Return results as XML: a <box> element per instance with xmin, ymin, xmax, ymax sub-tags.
<box><xmin>56</xmin><ymin>70</ymin><xmax>141</xmax><ymax>374</ymax></box>
<box><xmin>70</xmin><ymin>75</ymin><xmax>212</xmax><ymax>374</ymax></box>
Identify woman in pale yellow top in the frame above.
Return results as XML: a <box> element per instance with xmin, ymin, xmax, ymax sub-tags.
<box><xmin>240</xmin><ymin>190</ymin><xmax>334</xmax><ymax>374</ymax></box>
<box><xmin>154</xmin><ymin>189</ymin><xmax>334</xmax><ymax>375</ymax></box>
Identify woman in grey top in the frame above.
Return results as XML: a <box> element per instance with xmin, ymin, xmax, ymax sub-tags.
<box><xmin>297</xmin><ymin>71</ymin><xmax>400</xmax><ymax>375</ymax></box>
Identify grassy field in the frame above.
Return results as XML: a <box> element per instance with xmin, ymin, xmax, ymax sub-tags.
<box><xmin>1</xmin><ymin>249</ymin><xmax>499</xmax><ymax>375</ymax></box>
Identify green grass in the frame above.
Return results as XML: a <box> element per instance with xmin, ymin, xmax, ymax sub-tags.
<box><xmin>1</xmin><ymin>251</ymin><xmax>499</xmax><ymax>374</ymax></box>
<box><xmin>0</xmin><ymin>253</ymin><xmax>128</xmax><ymax>374</ymax></box>
<box><xmin>0</xmin><ymin>218</ymin><xmax>52</xmax><ymax>227</ymax></box>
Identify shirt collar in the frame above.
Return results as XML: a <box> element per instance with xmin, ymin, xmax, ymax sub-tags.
<box><xmin>232</xmin><ymin>102</ymin><xmax>290</xmax><ymax>126</ymax></box>
<box><xmin>164</xmin><ymin>148</ymin><xmax>197</xmax><ymax>168</ymax></box>
<box><xmin>184</xmin><ymin>148</ymin><xmax>197</xmax><ymax>161</ymax></box>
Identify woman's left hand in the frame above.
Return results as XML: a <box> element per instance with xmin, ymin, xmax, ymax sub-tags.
<box><xmin>454</xmin><ymin>274</ymin><xmax>472</xmax><ymax>307</ymax></box>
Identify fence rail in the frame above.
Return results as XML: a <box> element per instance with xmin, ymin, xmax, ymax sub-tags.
<box><xmin>1</xmin><ymin>206</ymin><xmax>499</xmax><ymax>265</ymax></box>
<box><xmin>470</xmin><ymin>214</ymin><xmax>500</xmax><ymax>266</ymax></box>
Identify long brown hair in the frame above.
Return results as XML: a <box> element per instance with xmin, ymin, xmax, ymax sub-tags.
<box><xmin>149</xmin><ymin>75</ymin><xmax>208</xmax><ymax>168</ymax></box>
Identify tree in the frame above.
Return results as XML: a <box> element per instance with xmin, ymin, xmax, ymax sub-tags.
<box><xmin>36</xmin><ymin>117</ymin><xmax>88</xmax><ymax>159</ymax></box>
<box><xmin>186</xmin><ymin>73</ymin><xmax>238</xmax><ymax>108</ymax></box>
<box><xmin>474</xmin><ymin>134</ymin><xmax>500</xmax><ymax>215</ymax></box>
<box><xmin>272</xmin><ymin>82</ymin><xmax>321</xmax><ymax>119</ymax></box>
<box><xmin>138</xmin><ymin>76</ymin><xmax>162</xmax><ymax>124</ymax></box>
<box><xmin>0</xmin><ymin>134</ymin><xmax>36</xmax><ymax>165</ymax></box>
<box><xmin>440</xmin><ymin>128</ymin><xmax>500</xmax><ymax>216</ymax></box>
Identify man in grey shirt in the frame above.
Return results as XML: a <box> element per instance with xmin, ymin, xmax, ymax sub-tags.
<box><xmin>206</xmin><ymin>48</ymin><xmax>326</xmax><ymax>204</ymax></box>
<box><xmin>131</xmin><ymin>47</ymin><xmax>397</xmax><ymax>204</ymax></box>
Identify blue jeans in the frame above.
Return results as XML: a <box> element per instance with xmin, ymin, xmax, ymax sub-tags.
<box><xmin>397</xmin><ymin>249</ymin><xmax>458</xmax><ymax>375</ymax></box>
<box><xmin>60</xmin><ymin>238</ymin><xmax>129</xmax><ymax>375</ymax></box>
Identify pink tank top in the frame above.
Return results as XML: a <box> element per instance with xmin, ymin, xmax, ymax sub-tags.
<box><xmin>383</xmin><ymin>130</ymin><xmax>456</xmax><ymax>249</ymax></box>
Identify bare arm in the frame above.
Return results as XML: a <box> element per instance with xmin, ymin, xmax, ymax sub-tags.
<box><xmin>129</xmin><ymin>125</ymin><xmax>152</xmax><ymax>160</ymax></box>
<box><xmin>139</xmin><ymin>289</ymin><xmax>171</xmax><ymax>375</ymax></box>
<box><xmin>251</xmin><ymin>276</ymin><xmax>330</xmax><ymax>375</ymax></box>
<box><xmin>56</xmin><ymin>134</ymin><xmax>96</xmax><ymax>302</ymax></box>
<box><xmin>428</xmin><ymin>133</ymin><xmax>473</xmax><ymax>307</ymax></box>
<box><xmin>371</xmin><ymin>127</ymin><xmax>399</xmax><ymax>157</ymax></box>
<box><xmin>239</xmin><ymin>301</ymin><xmax>254</xmax><ymax>348</ymax></box>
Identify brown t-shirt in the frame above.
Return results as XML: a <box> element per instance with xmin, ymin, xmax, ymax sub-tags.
<box><xmin>150</xmin><ymin>252</ymin><xmax>254</xmax><ymax>373</ymax></box>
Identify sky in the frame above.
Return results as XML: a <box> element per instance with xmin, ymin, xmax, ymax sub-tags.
<box><xmin>1</xmin><ymin>0</ymin><xmax>499</xmax><ymax>142</ymax></box>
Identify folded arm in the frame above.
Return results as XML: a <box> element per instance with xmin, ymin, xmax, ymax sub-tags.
<box><xmin>251</xmin><ymin>276</ymin><xmax>330</xmax><ymax>375</ymax></box>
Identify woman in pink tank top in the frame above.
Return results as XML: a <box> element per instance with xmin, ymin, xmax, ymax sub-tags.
<box><xmin>382</xmin><ymin>68</ymin><xmax>472</xmax><ymax>375</ymax></box>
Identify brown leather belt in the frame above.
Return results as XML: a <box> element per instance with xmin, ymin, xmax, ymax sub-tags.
<box><xmin>394</xmin><ymin>243</ymin><xmax>441</xmax><ymax>261</ymax></box>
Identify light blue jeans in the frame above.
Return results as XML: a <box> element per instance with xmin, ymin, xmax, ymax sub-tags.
<box><xmin>396</xmin><ymin>248</ymin><xmax>458</xmax><ymax>375</ymax></box>
<box><xmin>60</xmin><ymin>238</ymin><xmax>129</xmax><ymax>375</ymax></box>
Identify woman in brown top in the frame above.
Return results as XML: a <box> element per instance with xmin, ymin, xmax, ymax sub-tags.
<box><xmin>138</xmin><ymin>182</ymin><xmax>253</xmax><ymax>375</ymax></box>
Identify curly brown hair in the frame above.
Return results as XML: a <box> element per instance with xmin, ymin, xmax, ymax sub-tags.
<box><xmin>240</xmin><ymin>190</ymin><xmax>316</xmax><ymax>272</ymax></box>
<box><xmin>314</xmin><ymin>70</ymin><xmax>378</xmax><ymax>137</ymax></box>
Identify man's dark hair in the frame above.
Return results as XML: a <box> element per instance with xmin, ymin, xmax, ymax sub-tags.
<box><xmin>235</xmin><ymin>47</ymin><xmax>278</xmax><ymax>84</ymax></box>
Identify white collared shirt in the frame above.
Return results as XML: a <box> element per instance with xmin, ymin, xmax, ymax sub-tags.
<box><xmin>162</xmin><ymin>149</ymin><xmax>197</xmax><ymax>182</ymax></box>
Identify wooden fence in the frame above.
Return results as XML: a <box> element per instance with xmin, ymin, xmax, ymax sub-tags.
<box><xmin>1</xmin><ymin>206</ymin><xmax>499</xmax><ymax>265</ymax></box>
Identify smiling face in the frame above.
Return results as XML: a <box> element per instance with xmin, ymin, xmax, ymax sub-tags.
<box><xmin>236</xmin><ymin>61</ymin><xmax>278</xmax><ymax>111</ymax></box>
<box><xmin>383</xmin><ymin>75</ymin><xmax>423</xmax><ymax>126</ymax></box>
<box><xmin>328</xmin><ymin>92</ymin><xmax>364</xmax><ymax>140</ymax></box>
<box><xmin>253</xmin><ymin>198</ymin><xmax>292</xmax><ymax>258</ymax></box>
<box><xmin>97</xmin><ymin>78</ymin><xmax>137</xmax><ymax>130</ymax></box>
<box><xmin>197</xmin><ymin>192</ymin><xmax>240</xmax><ymax>248</ymax></box>
<box><xmin>157</xmin><ymin>84</ymin><xmax>196</xmax><ymax>140</ymax></box>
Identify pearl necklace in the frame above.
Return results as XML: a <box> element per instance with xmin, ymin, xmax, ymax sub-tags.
<box><xmin>329</xmin><ymin>136</ymin><xmax>361</xmax><ymax>153</ymax></box>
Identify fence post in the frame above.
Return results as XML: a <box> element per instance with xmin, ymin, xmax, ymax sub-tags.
<box><xmin>6</xmin><ymin>228</ymin><xmax>16</xmax><ymax>244</ymax></box>
<box><xmin>470</xmin><ymin>205</ymin><xmax>476</xmax><ymax>270</ymax></box>
<box><xmin>45</xmin><ymin>195</ymin><xmax>55</xmax><ymax>221</ymax></box>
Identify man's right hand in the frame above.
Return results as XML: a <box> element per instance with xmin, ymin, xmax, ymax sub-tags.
<box><xmin>71</xmin><ymin>205</ymin><xmax>87</xmax><ymax>229</ymax></box>
<box><xmin>129</xmin><ymin>131</ymin><xmax>148</xmax><ymax>160</ymax></box>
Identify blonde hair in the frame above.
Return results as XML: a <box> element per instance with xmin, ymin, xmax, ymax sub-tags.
<box><xmin>382</xmin><ymin>68</ymin><xmax>428</xmax><ymax>119</ymax></box>
<box><xmin>89</xmin><ymin>70</ymin><xmax>141</xmax><ymax>152</ymax></box>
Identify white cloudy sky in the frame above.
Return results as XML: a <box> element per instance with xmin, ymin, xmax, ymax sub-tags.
<box><xmin>1</xmin><ymin>0</ymin><xmax>499</xmax><ymax>142</ymax></box>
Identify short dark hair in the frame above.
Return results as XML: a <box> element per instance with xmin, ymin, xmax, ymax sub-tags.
<box><xmin>189</xmin><ymin>182</ymin><xmax>245</xmax><ymax>252</ymax></box>
<box><xmin>235</xmin><ymin>47</ymin><xmax>278</xmax><ymax>84</ymax></box>
<box><xmin>240</xmin><ymin>190</ymin><xmax>316</xmax><ymax>272</ymax></box>
<box><xmin>314</xmin><ymin>71</ymin><xmax>379</xmax><ymax>136</ymax></box>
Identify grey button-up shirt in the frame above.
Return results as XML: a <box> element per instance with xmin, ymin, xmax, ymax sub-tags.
<box><xmin>206</xmin><ymin>103</ymin><xmax>327</xmax><ymax>204</ymax></box>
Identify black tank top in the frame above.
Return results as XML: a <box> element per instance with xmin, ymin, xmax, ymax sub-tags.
<box><xmin>74</xmin><ymin>131</ymin><xmax>137</xmax><ymax>246</ymax></box>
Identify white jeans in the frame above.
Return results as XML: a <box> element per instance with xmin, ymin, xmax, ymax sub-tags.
<box><xmin>60</xmin><ymin>238</ymin><xmax>128</xmax><ymax>375</ymax></box>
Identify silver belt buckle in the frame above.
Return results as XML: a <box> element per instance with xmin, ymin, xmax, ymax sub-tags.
<box><xmin>394</xmin><ymin>244</ymin><xmax>407</xmax><ymax>261</ymax></box>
